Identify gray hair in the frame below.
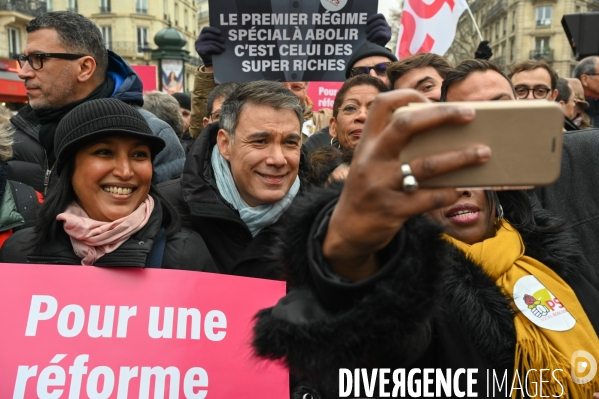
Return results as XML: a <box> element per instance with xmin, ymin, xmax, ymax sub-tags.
<box><xmin>143</xmin><ymin>91</ymin><xmax>185</xmax><ymax>137</ymax></box>
<box><xmin>27</xmin><ymin>11</ymin><xmax>108</xmax><ymax>79</ymax></box>
<box><xmin>219</xmin><ymin>81</ymin><xmax>303</xmax><ymax>138</ymax></box>
<box><xmin>573</xmin><ymin>56</ymin><xmax>598</xmax><ymax>79</ymax></box>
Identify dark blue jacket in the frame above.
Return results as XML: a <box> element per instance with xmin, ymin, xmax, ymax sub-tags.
<box><xmin>584</xmin><ymin>96</ymin><xmax>599</xmax><ymax>127</ymax></box>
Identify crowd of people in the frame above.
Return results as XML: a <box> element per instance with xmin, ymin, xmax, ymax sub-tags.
<box><xmin>1</xmin><ymin>9</ymin><xmax>599</xmax><ymax>399</ymax></box>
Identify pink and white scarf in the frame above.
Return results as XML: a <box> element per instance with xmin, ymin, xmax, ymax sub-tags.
<box><xmin>56</xmin><ymin>196</ymin><xmax>154</xmax><ymax>265</ymax></box>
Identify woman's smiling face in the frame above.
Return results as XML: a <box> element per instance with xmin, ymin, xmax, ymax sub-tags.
<box><xmin>71</xmin><ymin>135</ymin><xmax>152</xmax><ymax>222</ymax></box>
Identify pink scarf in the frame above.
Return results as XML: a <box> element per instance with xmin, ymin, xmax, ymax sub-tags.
<box><xmin>56</xmin><ymin>196</ymin><xmax>154</xmax><ymax>265</ymax></box>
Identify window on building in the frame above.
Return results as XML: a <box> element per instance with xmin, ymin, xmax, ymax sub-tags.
<box><xmin>495</xmin><ymin>22</ymin><xmax>499</xmax><ymax>39</ymax></box>
<box><xmin>512</xmin><ymin>11</ymin><xmax>516</xmax><ymax>32</ymax></box>
<box><xmin>502</xmin><ymin>17</ymin><xmax>507</xmax><ymax>36</ymax></box>
<box><xmin>535</xmin><ymin>37</ymin><xmax>550</xmax><ymax>51</ymax></box>
<box><xmin>7</xmin><ymin>27</ymin><xmax>20</xmax><ymax>58</ymax></box>
<box><xmin>46</xmin><ymin>0</ymin><xmax>53</xmax><ymax>12</ymax></box>
<box><xmin>175</xmin><ymin>3</ymin><xmax>179</xmax><ymax>25</ymax></box>
<box><xmin>532</xmin><ymin>37</ymin><xmax>551</xmax><ymax>60</ymax></box>
<box><xmin>536</xmin><ymin>6</ymin><xmax>552</xmax><ymax>26</ymax></box>
<box><xmin>184</xmin><ymin>9</ymin><xmax>188</xmax><ymax>30</ymax></box>
<box><xmin>137</xmin><ymin>27</ymin><xmax>149</xmax><ymax>54</ymax></box>
<box><xmin>533</xmin><ymin>37</ymin><xmax>551</xmax><ymax>59</ymax></box>
<box><xmin>67</xmin><ymin>0</ymin><xmax>77</xmax><ymax>12</ymax></box>
<box><xmin>136</xmin><ymin>0</ymin><xmax>148</xmax><ymax>14</ymax></box>
<box><xmin>101</xmin><ymin>26</ymin><xmax>112</xmax><ymax>50</ymax></box>
<box><xmin>164</xmin><ymin>0</ymin><xmax>168</xmax><ymax>20</ymax></box>
<box><xmin>99</xmin><ymin>0</ymin><xmax>110</xmax><ymax>13</ymax></box>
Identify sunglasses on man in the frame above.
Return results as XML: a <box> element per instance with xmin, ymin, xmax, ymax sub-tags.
<box><xmin>350</xmin><ymin>62</ymin><xmax>390</xmax><ymax>78</ymax></box>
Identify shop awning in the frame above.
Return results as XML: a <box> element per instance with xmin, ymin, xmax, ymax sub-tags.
<box><xmin>0</xmin><ymin>70</ymin><xmax>27</xmax><ymax>103</ymax></box>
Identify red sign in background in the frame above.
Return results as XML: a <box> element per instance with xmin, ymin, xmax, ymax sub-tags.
<box><xmin>131</xmin><ymin>65</ymin><xmax>158</xmax><ymax>93</ymax></box>
<box><xmin>307</xmin><ymin>81</ymin><xmax>344</xmax><ymax>111</ymax></box>
<box><xmin>0</xmin><ymin>264</ymin><xmax>288</xmax><ymax>398</ymax></box>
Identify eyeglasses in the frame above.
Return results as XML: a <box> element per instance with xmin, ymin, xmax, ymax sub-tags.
<box><xmin>337</xmin><ymin>104</ymin><xmax>370</xmax><ymax>116</ymax></box>
<box><xmin>514</xmin><ymin>85</ymin><xmax>552</xmax><ymax>99</ymax></box>
<box><xmin>208</xmin><ymin>109</ymin><xmax>220</xmax><ymax>121</ymax></box>
<box><xmin>16</xmin><ymin>53</ymin><xmax>86</xmax><ymax>71</ymax></box>
<box><xmin>350</xmin><ymin>62</ymin><xmax>390</xmax><ymax>77</ymax></box>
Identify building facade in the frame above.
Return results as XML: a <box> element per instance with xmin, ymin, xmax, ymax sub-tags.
<box><xmin>445</xmin><ymin>0</ymin><xmax>599</xmax><ymax>78</ymax></box>
<box><xmin>0</xmin><ymin>0</ymin><xmax>47</xmax><ymax>59</ymax></box>
<box><xmin>197</xmin><ymin>0</ymin><xmax>208</xmax><ymax>31</ymax></box>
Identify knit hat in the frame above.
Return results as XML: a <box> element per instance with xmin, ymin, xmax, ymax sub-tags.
<box><xmin>345</xmin><ymin>42</ymin><xmax>398</xmax><ymax>79</ymax></box>
<box><xmin>172</xmin><ymin>92</ymin><xmax>191</xmax><ymax>111</ymax></box>
<box><xmin>54</xmin><ymin>98</ymin><xmax>166</xmax><ymax>175</ymax></box>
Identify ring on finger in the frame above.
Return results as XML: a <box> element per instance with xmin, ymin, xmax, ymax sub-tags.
<box><xmin>401</xmin><ymin>163</ymin><xmax>419</xmax><ymax>192</ymax></box>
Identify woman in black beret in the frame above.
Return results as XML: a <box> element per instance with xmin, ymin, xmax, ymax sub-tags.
<box><xmin>0</xmin><ymin>98</ymin><xmax>216</xmax><ymax>271</ymax></box>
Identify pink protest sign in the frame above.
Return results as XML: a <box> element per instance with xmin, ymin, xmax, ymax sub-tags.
<box><xmin>307</xmin><ymin>81</ymin><xmax>343</xmax><ymax>111</ymax></box>
<box><xmin>0</xmin><ymin>264</ymin><xmax>288</xmax><ymax>398</ymax></box>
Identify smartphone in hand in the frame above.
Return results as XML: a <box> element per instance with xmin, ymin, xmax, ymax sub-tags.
<box><xmin>396</xmin><ymin>101</ymin><xmax>564</xmax><ymax>188</ymax></box>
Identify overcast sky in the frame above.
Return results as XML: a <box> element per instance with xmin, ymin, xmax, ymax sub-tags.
<box><xmin>378</xmin><ymin>0</ymin><xmax>402</xmax><ymax>21</ymax></box>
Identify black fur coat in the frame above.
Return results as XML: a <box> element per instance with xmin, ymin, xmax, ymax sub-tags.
<box><xmin>253</xmin><ymin>186</ymin><xmax>599</xmax><ymax>398</ymax></box>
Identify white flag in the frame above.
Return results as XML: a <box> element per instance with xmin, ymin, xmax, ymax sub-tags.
<box><xmin>396</xmin><ymin>0</ymin><xmax>468</xmax><ymax>59</ymax></box>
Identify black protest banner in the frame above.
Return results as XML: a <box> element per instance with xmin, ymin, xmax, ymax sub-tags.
<box><xmin>209</xmin><ymin>0</ymin><xmax>379</xmax><ymax>83</ymax></box>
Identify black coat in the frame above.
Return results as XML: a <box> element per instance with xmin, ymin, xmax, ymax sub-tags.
<box><xmin>8</xmin><ymin>106</ymin><xmax>48</xmax><ymax>193</ymax></box>
<box><xmin>0</xmin><ymin>195</ymin><xmax>217</xmax><ymax>272</ymax></box>
<box><xmin>159</xmin><ymin>122</ymin><xmax>308</xmax><ymax>280</ymax></box>
<box><xmin>253</xmin><ymin>186</ymin><xmax>599</xmax><ymax>398</ymax></box>
<box><xmin>533</xmin><ymin>129</ymin><xmax>599</xmax><ymax>273</ymax></box>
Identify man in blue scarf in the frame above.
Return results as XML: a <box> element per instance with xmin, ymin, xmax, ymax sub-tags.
<box><xmin>160</xmin><ymin>81</ymin><xmax>304</xmax><ymax>279</ymax></box>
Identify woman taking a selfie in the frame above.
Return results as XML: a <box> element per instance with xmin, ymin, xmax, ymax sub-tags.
<box><xmin>0</xmin><ymin>98</ymin><xmax>215</xmax><ymax>271</ymax></box>
<box><xmin>253</xmin><ymin>90</ymin><xmax>599</xmax><ymax>397</ymax></box>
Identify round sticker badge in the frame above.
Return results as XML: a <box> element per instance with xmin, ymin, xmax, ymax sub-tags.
<box><xmin>320</xmin><ymin>0</ymin><xmax>348</xmax><ymax>12</ymax></box>
<box><xmin>302</xmin><ymin>120</ymin><xmax>316</xmax><ymax>137</ymax></box>
<box><xmin>513</xmin><ymin>275</ymin><xmax>576</xmax><ymax>331</ymax></box>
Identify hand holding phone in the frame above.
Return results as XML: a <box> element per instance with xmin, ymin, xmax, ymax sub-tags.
<box><xmin>322</xmin><ymin>91</ymin><xmax>491</xmax><ymax>281</ymax></box>
<box><xmin>397</xmin><ymin>100</ymin><xmax>564</xmax><ymax>188</ymax></box>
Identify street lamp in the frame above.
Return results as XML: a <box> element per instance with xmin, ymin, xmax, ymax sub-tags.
<box><xmin>141</xmin><ymin>45</ymin><xmax>153</xmax><ymax>65</ymax></box>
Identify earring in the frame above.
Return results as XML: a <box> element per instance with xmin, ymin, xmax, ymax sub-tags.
<box><xmin>494</xmin><ymin>204</ymin><xmax>504</xmax><ymax>227</ymax></box>
<box><xmin>497</xmin><ymin>204</ymin><xmax>504</xmax><ymax>220</ymax></box>
<box><xmin>330</xmin><ymin>137</ymin><xmax>340</xmax><ymax>149</ymax></box>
